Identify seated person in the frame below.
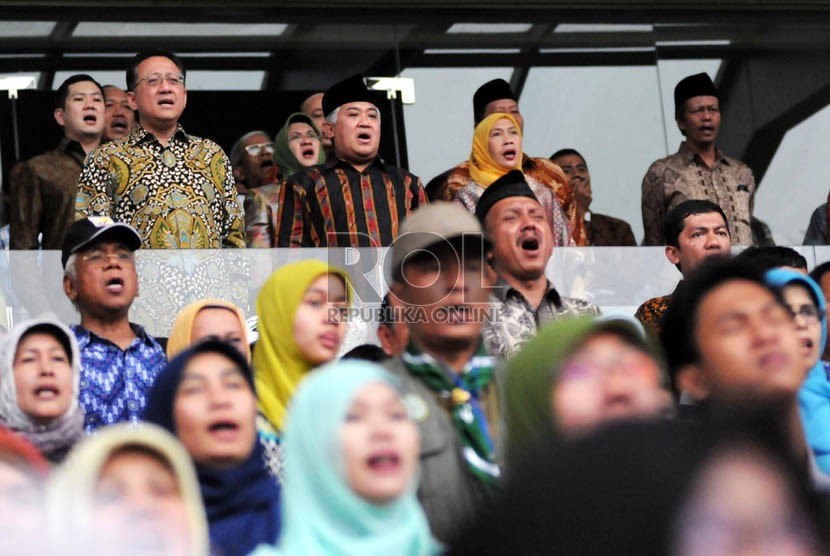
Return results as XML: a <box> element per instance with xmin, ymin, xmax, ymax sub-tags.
<box><xmin>144</xmin><ymin>340</ymin><xmax>281</xmax><ymax>556</ymax></box>
<box><xmin>550</xmin><ymin>148</ymin><xmax>636</xmax><ymax>246</ymax></box>
<box><xmin>251</xmin><ymin>360</ymin><xmax>440</xmax><ymax>556</ymax></box>
<box><xmin>0</xmin><ymin>316</ymin><xmax>84</xmax><ymax>462</ymax></box>
<box><xmin>636</xmin><ymin>199</ymin><xmax>731</xmax><ymax>337</ymax></box>
<box><xmin>47</xmin><ymin>422</ymin><xmax>209</xmax><ymax>556</ymax></box>
<box><xmin>503</xmin><ymin>315</ymin><xmax>671</xmax><ymax>467</ymax></box>
<box><xmin>803</xmin><ymin>203</ymin><xmax>828</xmax><ymax>246</ymax></box>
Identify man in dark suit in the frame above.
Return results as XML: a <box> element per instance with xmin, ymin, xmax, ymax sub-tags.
<box><xmin>551</xmin><ymin>148</ymin><xmax>636</xmax><ymax>246</ymax></box>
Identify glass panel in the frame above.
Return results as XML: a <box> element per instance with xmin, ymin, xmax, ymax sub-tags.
<box><xmin>399</xmin><ymin>67</ymin><xmax>513</xmax><ymax>185</ymax></box>
<box><xmin>447</xmin><ymin>23</ymin><xmax>533</xmax><ymax>34</ymax></box>
<box><xmin>52</xmin><ymin>70</ymin><xmax>126</xmax><ymax>89</ymax></box>
<box><xmin>0</xmin><ymin>21</ymin><xmax>55</xmax><ymax>37</ymax></box>
<box><xmin>184</xmin><ymin>71</ymin><xmax>265</xmax><ymax>91</ymax></box>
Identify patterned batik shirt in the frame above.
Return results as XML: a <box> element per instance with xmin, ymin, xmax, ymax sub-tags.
<box><xmin>244</xmin><ymin>183</ymin><xmax>284</xmax><ymax>248</ymax></box>
<box><xmin>9</xmin><ymin>137</ymin><xmax>87</xmax><ymax>249</ymax></box>
<box><xmin>635</xmin><ymin>281</ymin><xmax>684</xmax><ymax>339</ymax></box>
<box><xmin>483</xmin><ymin>279</ymin><xmax>601</xmax><ymax>359</ymax></box>
<box><xmin>641</xmin><ymin>141</ymin><xmax>756</xmax><ymax>246</ymax></box>
<box><xmin>71</xmin><ymin>324</ymin><xmax>167</xmax><ymax>432</ymax></box>
<box><xmin>75</xmin><ymin>124</ymin><xmax>245</xmax><ymax>249</ymax></box>
<box><xmin>275</xmin><ymin>157</ymin><xmax>427</xmax><ymax>247</ymax></box>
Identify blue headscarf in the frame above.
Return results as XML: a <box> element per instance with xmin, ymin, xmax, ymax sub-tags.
<box><xmin>143</xmin><ymin>340</ymin><xmax>282</xmax><ymax>556</ymax></box>
<box><xmin>765</xmin><ymin>269</ymin><xmax>830</xmax><ymax>475</ymax></box>
<box><xmin>251</xmin><ymin>360</ymin><xmax>441</xmax><ymax>556</ymax></box>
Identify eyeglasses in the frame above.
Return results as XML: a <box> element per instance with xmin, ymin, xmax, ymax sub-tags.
<box><xmin>134</xmin><ymin>73</ymin><xmax>185</xmax><ymax>89</ymax></box>
<box><xmin>791</xmin><ymin>305</ymin><xmax>826</xmax><ymax>323</ymax></box>
<box><xmin>287</xmin><ymin>131</ymin><xmax>321</xmax><ymax>143</ymax></box>
<box><xmin>244</xmin><ymin>142</ymin><xmax>275</xmax><ymax>156</ymax></box>
<box><xmin>80</xmin><ymin>250</ymin><xmax>134</xmax><ymax>266</ymax></box>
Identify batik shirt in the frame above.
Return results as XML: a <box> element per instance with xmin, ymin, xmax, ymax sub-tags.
<box><xmin>275</xmin><ymin>157</ymin><xmax>427</xmax><ymax>247</ymax></box>
<box><xmin>641</xmin><ymin>141</ymin><xmax>755</xmax><ymax>246</ymax></box>
<box><xmin>75</xmin><ymin>124</ymin><xmax>245</xmax><ymax>249</ymax></box>
<box><xmin>244</xmin><ymin>183</ymin><xmax>284</xmax><ymax>248</ymax></box>
<box><xmin>484</xmin><ymin>279</ymin><xmax>601</xmax><ymax>359</ymax></box>
<box><xmin>256</xmin><ymin>412</ymin><xmax>285</xmax><ymax>485</ymax></box>
<box><xmin>71</xmin><ymin>324</ymin><xmax>166</xmax><ymax>432</ymax></box>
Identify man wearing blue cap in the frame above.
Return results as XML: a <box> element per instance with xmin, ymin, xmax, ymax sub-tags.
<box><xmin>642</xmin><ymin>72</ymin><xmax>756</xmax><ymax>246</ymax></box>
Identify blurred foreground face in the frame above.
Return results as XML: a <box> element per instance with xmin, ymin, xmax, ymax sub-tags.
<box><xmin>94</xmin><ymin>448</ymin><xmax>192</xmax><ymax>555</ymax></box>
<box><xmin>782</xmin><ymin>284</ymin><xmax>823</xmax><ymax>371</ymax></box>
<box><xmin>341</xmin><ymin>382</ymin><xmax>419</xmax><ymax>504</ymax></box>
<box><xmin>552</xmin><ymin>331</ymin><xmax>669</xmax><ymax>437</ymax></box>
<box><xmin>690</xmin><ymin>280</ymin><xmax>803</xmax><ymax>404</ymax></box>
<box><xmin>0</xmin><ymin>457</ymin><xmax>43</xmax><ymax>552</ymax></box>
<box><xmin>174</xmin><ymin>352</ymin><xmax>257</xmax><ymax>468</ymax></box>
<box><xmin>293</xmin><ymin>273</ymin><xmax>349</xmax><ymax>366</ymax></box>
<box><xmin>672</xmin><ymin>447</ymin><xmax>819</xmax><ymax>556</ymax></box>
<box><xmin>190</xmin><ymin>307</ymin><xmax>246</xmax><ymax>355</ymax></box>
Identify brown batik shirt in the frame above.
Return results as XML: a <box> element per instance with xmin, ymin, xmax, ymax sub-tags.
<box><xmin>641</xmin><ymin>141</ymin><xmax>755</xmax><ymax>246</ymax></box>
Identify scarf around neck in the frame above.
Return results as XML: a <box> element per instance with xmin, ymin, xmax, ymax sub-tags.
<box><xmin>402</xmin><ymin>342</ymin><xmax>500</xmax><ymax>493</ymax></box>
<box><xmin>469</xmin><ymin>112</ymin><xmax>523</xmax><ymax>187</ymax></box>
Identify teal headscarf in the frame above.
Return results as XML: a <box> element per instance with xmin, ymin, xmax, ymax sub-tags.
<box><xmin>250</xmin><ymin>360</ymin><xmax>441</xmax><ymax>556</ymax></box>
<box><xmin>765</xmin><ymin>268</ymin><xmax>830</xmax><ymax>474</ymax></box>
<box><xmin>504</xmin><ymin>315</ymin><xmax>667</xmax><ymax>469</ymax></box>
<box><xmin>274</xmin><ymin>112</ymin><xmax>326</xmax><ymax>178</ymax></box>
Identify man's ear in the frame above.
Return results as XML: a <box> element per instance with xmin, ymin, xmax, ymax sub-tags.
<box><xmin>323</xmin><ymin>121</ymin><xmax>334</xmax><ymax>139</ymax></box>
<box><xmin>54</xmin><ymin>108</ymin><xmax>65</xmax><ymax>127</ymax></box>
<box><xmin>233</xmin><ymin>165</ymin><xmax>246</xmax><ymax>183</ymax></box>
<box><xmin>675</xmin><ymin>364</ymin><xmax>710</xmax><ymax>402</ymax></box>
<box><xmin>127</xmin><ymin>91</ymin><xmax>138</xmax><ymax>111</ymax></box>
<box><xmin>63</xmin><ymin>274</ymin><xmax>77</xmax><ymax>303</ymax></box>
<box><xmin>665</xmin><ymin>245</ymin><xmax>681</xmax><ymax>266</ymax></box>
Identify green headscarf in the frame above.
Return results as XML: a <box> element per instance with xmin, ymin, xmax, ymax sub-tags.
<box><xmin>274</xmin><ymin>112</ymin><xmax>326</xmax><ymax>178</ymax></box>
<box><xmin>504</xmin><ymin>316</ymin><xmax>666</xmax><ymax>468</ymax></box>
<box><xmin>250</xmin><ymin>360</ymin><xmax>441</xmax><ymax>556</ymax></box>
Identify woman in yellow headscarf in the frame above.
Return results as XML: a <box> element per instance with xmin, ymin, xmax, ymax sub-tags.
<box><xmin>253</xmin><ymin>260</ymin><xmax>351</xmax><ymax>482</ymax></box>
<box><xmin>446</xmin><ymin>112</ymin><xmax>573</xmax><ymax>246</ymax></box>
<box><xmin>166</xmin><ymin>299</ymin><xmax>250</xmax><ymax>362</ymax></box>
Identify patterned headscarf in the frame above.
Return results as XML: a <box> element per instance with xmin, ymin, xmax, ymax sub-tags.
<box><xmin>469</xmin><ymin>112</ymin><xmax>523</xmax><ymax>187</ymax></box>
<box><xmin>166</xmin><ymin>298</ymin><xmax>250</xmax><ymax>362</ymax></box>
<box><xmin>274</xmin><ymin>112</ymin><xmax>326</xmax><ymax>178</ymax></box>
<box><xmin>253</xmin><ymin>260</ymin><xmax>351</xmax><ymax>432</ymax></box>
<box><xmin>0</xmin><ymin>315</ymin><xmax>84</xmax><ymax>462</ymax></box>
<box><xmin>259</xmin><ymin>359</ymin><xmax>440</xmax><ymax>556</ymax></box>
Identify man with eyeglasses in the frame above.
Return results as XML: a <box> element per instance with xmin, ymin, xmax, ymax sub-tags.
<box><xmin>276</xmin><ymin>74</ymin><xmax>427</xmax><ymax>247</ymax></box>
<box><xmin>75</xmin><ymin>50</ymin><xmax>245</xmax><ymax>249</ymax></box>
<box><xmin>61</xmin><ymin>217</ymin><xmax>167</xmax><ymax>432</ymax></box>
<box><xmin>229</xmin><ymin>130</ymin><xmax>278</xmax><ymax>199</ymax></box>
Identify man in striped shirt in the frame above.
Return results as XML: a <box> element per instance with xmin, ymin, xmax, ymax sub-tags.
<box><xmin>276</xmin><ymin>74</ymin><xmax>427</xmax><ymax>247</ymax></box>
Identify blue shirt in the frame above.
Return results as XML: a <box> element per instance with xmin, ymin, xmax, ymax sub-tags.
<box><xmin>71</xmin><ymin>323</ymin><xmax>167</xmax><ymax>432</ymax></box>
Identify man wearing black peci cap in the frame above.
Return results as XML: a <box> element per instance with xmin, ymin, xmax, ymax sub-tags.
<box><xmin>276</xmin><ymin>74</ymin><xmax>427</xmax><ymax>247</ymax></box>
<box><xmin>642</xmin><ymin>72</ymin><xmax>756</xmax><ymax>246</ymax></box>
<box><xmin>478</xmin><ymin>171</ymin><xmax>599</xmax><ymax>359</ymax></box>
<box><xmin>426</xmin><ymin>78</ymin><xmax>584</xmax><ymax>246</ymax></box>
<box><xmin>62</xmin><ymin>216</ymin><xmax>166</xmax><ymax>432</ymax></box>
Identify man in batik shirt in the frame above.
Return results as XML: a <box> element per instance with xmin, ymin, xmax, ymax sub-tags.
<box><xmin>75</xmin><ymin>50</ymin><xmax>245</xmax><ymax>249</ymax></box>
<box><xmin>477</xmin><ymin>171</ymin><xmax>599</xmax><ymax>359</ymax></box>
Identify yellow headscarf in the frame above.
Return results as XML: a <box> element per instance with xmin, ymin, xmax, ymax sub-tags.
<box><xmin>469</xmin><ymin>112</ymin><xmax>524</xmax><ymax>187</ymax></box>
<box><xmin>166</xmin><ymin>299</ymin><xmax>251</xmax><ymax>362</ymax></box>
<box><xmin>253</xmin><ymin>260</ymin><xmax>352</xmax><ymax>432</ymax></box>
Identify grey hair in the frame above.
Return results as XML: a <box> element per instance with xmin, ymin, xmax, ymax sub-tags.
<box><xmin>325</xmin><ymin>105</ymin><xmax>381</xmax><ymax>126</ymax></box>
<box><xmin>229</xmin><ymin>130</ymin><xmax>271</xmax><ymax>167</ymax></box>
<box><xmin>64</xmin><ymin>253</ymin><xmax>79</xmax><ymax>310</ymax></box>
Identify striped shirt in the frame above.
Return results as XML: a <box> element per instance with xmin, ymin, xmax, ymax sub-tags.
<box><xmin>276</xmin><ymin>157</ymin><xmax>427</xmax><ymax>247</ymax></box>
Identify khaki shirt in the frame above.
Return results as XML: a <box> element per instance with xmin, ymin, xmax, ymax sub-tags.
<box><xmin>641</xmin><ymin>141</ymin><xmax>755</xmax><ymax>245</ymax></box>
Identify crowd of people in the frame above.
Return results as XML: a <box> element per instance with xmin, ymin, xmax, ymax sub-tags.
<box><xmin>2</xmin><ymin>48</ymin><xmax>830</xmax><ymax>555</ymax></box>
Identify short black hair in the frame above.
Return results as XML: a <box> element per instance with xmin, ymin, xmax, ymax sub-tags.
<box><xmin>810</xmin><ymin>260</ymin><xmax>830</xmax><ymax>285</ymax></box>
<box><xmin>126</xmin><ymin>50</ymin><xmax>185</xmax><ymax>91</ymax></box>
<box><xmin>379</xmin><ymin>293</ymin><xmax>395</xmax><ymax>331</ymax></box>
<box><xmin>663</xmin><ymin>199</ymin><xmax>728</xmax><ymax>248</ymax></box>
<box><xmin>549</xmin><ymin>148</ymin><xmax>585</xmax><ymax>163</ymax></box>
<box><xmin>660</xmin><ymin>256</ymin><xmax>788</xmax><ymax>391</ymax></box>
<box><xmin>341</xmin><ymin>343</ymin><xmax>389</xmax><ymax>362</ymax></box>
<box><xmin>733</xmin><ymin>246</ymin><xmax>808</xmax><ymax>274</ymax></box>
<box><xmin>55</xmin><ymin>74</ymin><xmax>104</xmax><ymax>110</ymax></box>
